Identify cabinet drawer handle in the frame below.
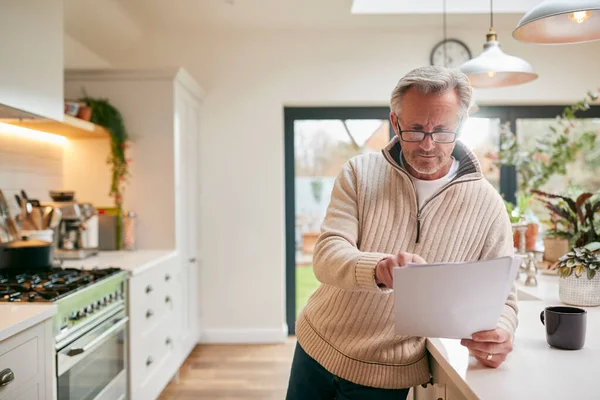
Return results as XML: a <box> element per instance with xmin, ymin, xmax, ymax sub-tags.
<box><xmin>165</xmin><ymin>274</ymin><xmax>171</xmax><ymax>281</ymax></box>
<box><xmin>189</xmin><ymin>258</ymin><xmax>197</xmax><ymax>263</ymax></box>
<box><xmin>146</xmin><ymin>309</ymin><xmax>154</xmax><ymax>319</ymax></box>
<box><xmin>146</xmin><ymin>356</ymin><xmax>154</xmax><ymax>367</ymax></box>
<box><xmin>145</xmin><ymin>285</ymin><xmax>153</xmax><ymax>294</ymax></box>
<box><xmin>165</xmin><ymin>337</ymin><xmax>172</xmax><ymax>346</ymax></box>
<box><xmin>0</xmin><ymin>368</ymin><xmax>14</xmax><ymax>387</ymax></box>
<box><xmin>165</xmin><ymin>295</ymin><xmax>172</xmax><ymax>304</ymax></box>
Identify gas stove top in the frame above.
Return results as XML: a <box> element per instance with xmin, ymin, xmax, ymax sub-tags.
<box><xmin>0</xmin><ymin>267</ymin><xmax>122</xmax><ymax>303</ymax></box>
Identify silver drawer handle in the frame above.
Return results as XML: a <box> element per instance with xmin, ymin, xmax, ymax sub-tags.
<box><xmin>146</xmin><ymin>356</ymin><xmax>154</xmax><ymax>367</ymax></box>
<box><xmin>165</xmin><ymin>295</ymin><xmax>172</xmax><ymax>304</ymax></box>
<box><xmin>165</xmin><ymin>274</ymin><xmax>171</xmax><ymax>281</ymax></box>
<box><xmin>146</xmin><ymin>309</ymin><xmax>154</xmax><ymax>319</ymax></box>
<box><xmin>189</xmin><ymin>258</ymin><xmax>197</xmax><ymax>263</ymax></box>
<box><xmin>145</xmin><ymin>285</ymin><xmax>153</xmax><ymax>294</ymax></box>
<box><xmin>165</xmin><ymin>337</ymin><xmax>172</xmax><ymax>346</ymax></box>
<box><xmin>0</xmin><ymin>368</ymin><xmax>14</xmax><ymax>387</ymax></box>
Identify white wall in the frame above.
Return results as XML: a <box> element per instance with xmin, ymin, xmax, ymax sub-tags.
<box><xmin>111</xmin><ymin>26</ymin><xmax>600</xmax><ymax>342</ymax></box>
<box><xmin>0</xmin><ymin>128</ymin><xmax>65</xmax><ymax>216</ymax></box>
<box><xmin>64</xmin><ymin>33</ymin><xmax>111</xmax><ymax>69</ymax></box>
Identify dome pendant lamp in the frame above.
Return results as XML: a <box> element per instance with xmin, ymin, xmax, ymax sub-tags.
<box><xmin>513</xmin><ymin>0</ymin><xmax>600</xmax><ymax>44</ymax></box>
<box><xmin>459</xmin><ymin>0</ymin><xmax>538</xmax><ymax>88</ymax></box>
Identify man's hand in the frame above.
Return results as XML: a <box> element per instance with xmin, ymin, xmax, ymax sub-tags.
<box><xmin>460</xmin><ymin>328</ymin><xmax>513</xmax><ymax>368</ymax></box>
<box><xmin>375</xmin><ymin>252</ymin><xmax>427</xmax><ymax>289</ymax></box>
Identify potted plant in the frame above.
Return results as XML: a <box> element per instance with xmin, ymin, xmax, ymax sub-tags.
<box><xmin>79</xmin><ymin>96</ymin><xmax>131</xmax><ymax>250</ymax></box>
<box><xmin>532</xmin><ymin>189</ymin><xmax>600</xmax><ymax>305</ymax></box>
<box><xmin>556</xmin><ymin>244</ymin><xmax>600</xmax><ymax>306</ymax></box>
<box><xmin>487</xmin><ymin>91</ymin><xmax>599</xmax><ymax>254</ymax></box>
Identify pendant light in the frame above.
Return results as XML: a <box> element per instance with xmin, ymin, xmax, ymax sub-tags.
<box><xmin>513</xmin><ymin>0</ymin><xmax>600</xmax><ymax>44</ymax></box>
<box><xmin>459</xmin><ymin>0</ymin><xmax>538</xmax><ymax>88</ymax></box>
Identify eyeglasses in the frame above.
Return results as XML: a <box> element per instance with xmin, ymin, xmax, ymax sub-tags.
<box><xmin>395</xmin><ymin>117</ymin><xmax>462</xmax><ymax>144</ymax></box>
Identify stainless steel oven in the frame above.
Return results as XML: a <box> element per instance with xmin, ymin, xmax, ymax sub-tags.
<box><xmin>57</xmin><ymin>308</ymin><xmax>128</xmax><ymax>400</ymax></box>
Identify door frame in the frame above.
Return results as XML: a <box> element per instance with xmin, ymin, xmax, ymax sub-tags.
<box><xmin>284</xmin><ymin>104</ymin><xmax>600</xmax><ymax>335</ymax></box>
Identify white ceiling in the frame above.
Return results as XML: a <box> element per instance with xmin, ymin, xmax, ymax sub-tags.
<box><xmin>111</xmin><ymin>0</ymin><xmax>526</xmax><ymax>32</ymax></box>
<box><xmin>65</xmin><ymin>0</ymin><xmax>531</xmax><ymax>61</ymax></box>
<box><xmin>351</xmin><ymin>0</ymin><xmax>542</xmax><ymax>15</ymax></box>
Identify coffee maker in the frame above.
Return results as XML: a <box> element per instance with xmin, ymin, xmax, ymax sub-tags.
<box><xmin>46</xmin><ymin>191</ymin><xmax>99</xmax><ymax>260</ymax></box>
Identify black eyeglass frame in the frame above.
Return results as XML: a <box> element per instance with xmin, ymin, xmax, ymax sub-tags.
<box><xmin>394</xmin><ymin>115</ymin><xmax>464</xmax><ymax>144</ymax></box>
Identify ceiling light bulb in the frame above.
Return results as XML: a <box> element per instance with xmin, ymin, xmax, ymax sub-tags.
<box><xmin>487</xmin><ymin>71</ymin><xmax>496</xmax><ymax>78</ymax></box>
<box><xmin>568</xmin><ymin>10</ymin><xmax>591</xmax><ymax>23</ymax></box>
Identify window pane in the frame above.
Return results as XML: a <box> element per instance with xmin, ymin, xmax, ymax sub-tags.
<box><xmin>517</xmin><ymin>118</ymin><xmax>600</xmax><ymax>192</ymax></box>
<box><xmin>294</xmin><ymin>119</ymin><xmax>391</xmax><ymax>318</ymax></box>
<box><xmin>458</xmin><ymin>117</ymin><xmax>501</xmax><ymax>190</ymax></box>
<box><xmin>516</xmin><ymin>118</ymin><xmax>600</xmax><ymax>219</ymax></box>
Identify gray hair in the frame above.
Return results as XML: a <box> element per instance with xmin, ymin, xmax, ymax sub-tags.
<box><xmin>390</xmin><ymin>66</ymin><xmax>472</xmax><ymax>118</ymax></box>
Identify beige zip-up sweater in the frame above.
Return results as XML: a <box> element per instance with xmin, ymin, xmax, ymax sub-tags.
<box><xmin>296</xmin><ymin>137</ymin><xmax>518</xmax><ymax>389</ymax></box>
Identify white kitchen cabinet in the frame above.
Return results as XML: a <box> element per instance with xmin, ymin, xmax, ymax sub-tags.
<box><xmin>128</xmin><ymin>254</ymin><xmax>184</xmax><ymax>400</ymax></box>
<box><xmin>64</xmin><ymin>68</ymin><xmax>204</xmax><ymax>400</ymax></box>
<box><xmin>0</xmin><ymin>0</ymin><xmax>63</xmax><ymax>121</ymax></box>
<box><xmin>0</xmin><ymin>319</ymin><xmax>54</xmax><ymax>400</ymax></box>
<box><xmin>174</xmin><ymin>81</ymin><xmax>202</xmax><ymax>357</ymax></box>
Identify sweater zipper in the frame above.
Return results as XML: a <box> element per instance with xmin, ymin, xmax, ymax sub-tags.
<box><xmin>414</xmin><ymin>179</ymin><xmax>479</xmax><ymax>243</ymax></box>
<box><xmin>382</xmin><ymin>151</ymin><xmax>479</xmax><ymax>244</ymax></box>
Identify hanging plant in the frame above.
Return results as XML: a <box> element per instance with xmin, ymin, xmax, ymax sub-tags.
<box><xmin>79</xmin><ymin>96</ymin><xmax>131</xmax><ymax>248</ymax></box>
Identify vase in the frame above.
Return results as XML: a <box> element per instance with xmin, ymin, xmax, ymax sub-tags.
<box><xmin>559</xmin><ymin>273</ymin><xmax>600</xmax><ymax>307</ymax></box>
<box><xmin>513</xmin><ymin>223</ymin><xmax>539</xmax><ymax>251</ymax></box>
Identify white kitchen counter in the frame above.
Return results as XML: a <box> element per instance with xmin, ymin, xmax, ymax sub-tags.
<box><xmin>424</xmin><ymin>273</ymin><xmax>600</xmax><ymax>400</ymax></box>
<box><xmin>0</xmin><ymin>303</ymin><xmax>56</xmax><ymax>342</ymax></box>
<box><xmin>61</xmin><ymin>250</ymin><xmax>178</xmax><ymax>276</ymax></box>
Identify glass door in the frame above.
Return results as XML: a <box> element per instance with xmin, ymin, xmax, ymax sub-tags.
<box><xmin>293</xmin><ymin>118</ymin><xmax>391</xmax><ymax>318</ymax></box>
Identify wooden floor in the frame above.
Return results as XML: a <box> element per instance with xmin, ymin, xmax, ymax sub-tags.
<box><xmin>158</xmin><ymin>337</ymin><xmax>296</xmax><ymax>400</ymax></box>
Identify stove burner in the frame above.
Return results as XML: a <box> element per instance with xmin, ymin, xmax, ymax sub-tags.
<box><xmin>0</xmin><ymin>267</ymin><xmax>122</xmax><ymax>302</ymax></box>
<box><xmin>0</xmin><ymin>284</ymin><xmax>25</xmax><ymax>302</ymax></box>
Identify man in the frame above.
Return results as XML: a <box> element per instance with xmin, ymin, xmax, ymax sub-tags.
<box><xmin>286</xmin><ymin>66</ymin><xmax>518</xmax><ymax>400</ymax></box>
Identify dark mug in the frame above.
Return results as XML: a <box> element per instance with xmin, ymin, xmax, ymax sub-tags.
<box><xmin>540</xmin><ymin>306</ymin><xmax>587</xmax><ymax>350</ymax></box>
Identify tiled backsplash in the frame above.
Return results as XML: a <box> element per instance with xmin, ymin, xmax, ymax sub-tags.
<box><xmin>0</xmin><ymin>130</ymin><xmax>64</xmax><ymax>215</ymax></box>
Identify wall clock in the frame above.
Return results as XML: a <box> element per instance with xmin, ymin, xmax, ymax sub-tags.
<box><xmin>430</xmin><ymin>39</ymin><xmax>472</xmax><ymax>69</ymax></box>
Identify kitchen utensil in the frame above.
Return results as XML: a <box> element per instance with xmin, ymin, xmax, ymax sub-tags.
<box><xmin>0</xmin><ymin>190</ymin><xmax>19</xmax><ymax>242</ymax></box>
<box><xmin>30</xmin><ymin>206</ymin><xmax>43</xmax><ymax>230</ymax></box>
<box><xmin>0</xmin><ymin>236</ymin><xmax>54</xmax><ymax>271</ymax></box>
<box><xmin>49</xmin><ymin>207</ymin><xmax>61</xmax><ymax>229</ymax></box>
<box><xmin>42</xmin><ymin>206</ymin><xmax>53</xmax><ymax>229</ymax></box>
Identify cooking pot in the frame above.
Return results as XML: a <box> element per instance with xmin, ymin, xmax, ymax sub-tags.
<box><xmin>0</xmin><ymin>237</ymin><xmax>54</xmax><ymax>271</ymax></box>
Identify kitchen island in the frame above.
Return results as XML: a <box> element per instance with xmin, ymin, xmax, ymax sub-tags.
<box><xmin>415</xmin><ymin>274</ymin><xmax>600</xmax><ymax>400</ymax></box>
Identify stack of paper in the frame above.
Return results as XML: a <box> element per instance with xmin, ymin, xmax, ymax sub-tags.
<box><xmin>393</xmin><ymin>256</ymin><xmax>520</xmax><ymax>339</ymax></box>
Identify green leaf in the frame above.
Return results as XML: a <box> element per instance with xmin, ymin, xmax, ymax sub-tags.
<box><xmin>575</xmin><ymin>265</ymin><xmax>586</xmax><ymax>277</ymax></box>
<box><xmin>584</xmin><ymin>242</ymin><xmax>600</xmax><ymax>252</ymax></box>
<box><xmin>587</xmin><ymin>268</ymin><xmax>596</xmax><ymax>280</ymax></box>
<box><xmin>559</xmin><ymin>266</ymin><xmax>572</xmax><ymax>277</ymax></box>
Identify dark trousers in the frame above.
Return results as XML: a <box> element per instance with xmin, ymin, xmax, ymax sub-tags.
<box><xmin>286</xmin><ymin>343</ymin><xmax>410</xmax><ymax>400</ymax></box>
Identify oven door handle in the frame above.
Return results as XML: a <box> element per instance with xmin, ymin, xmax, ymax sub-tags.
<box><xmin>67</xmin><ymin>316</ymin><xmax>129</xmax><ymax>357</ymax></box>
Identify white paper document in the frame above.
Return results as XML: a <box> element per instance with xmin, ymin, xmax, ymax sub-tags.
<box><xmin>393</xmin><ymin>256</ymin><xmax>520</xmax><ymax>340</ymax></box>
